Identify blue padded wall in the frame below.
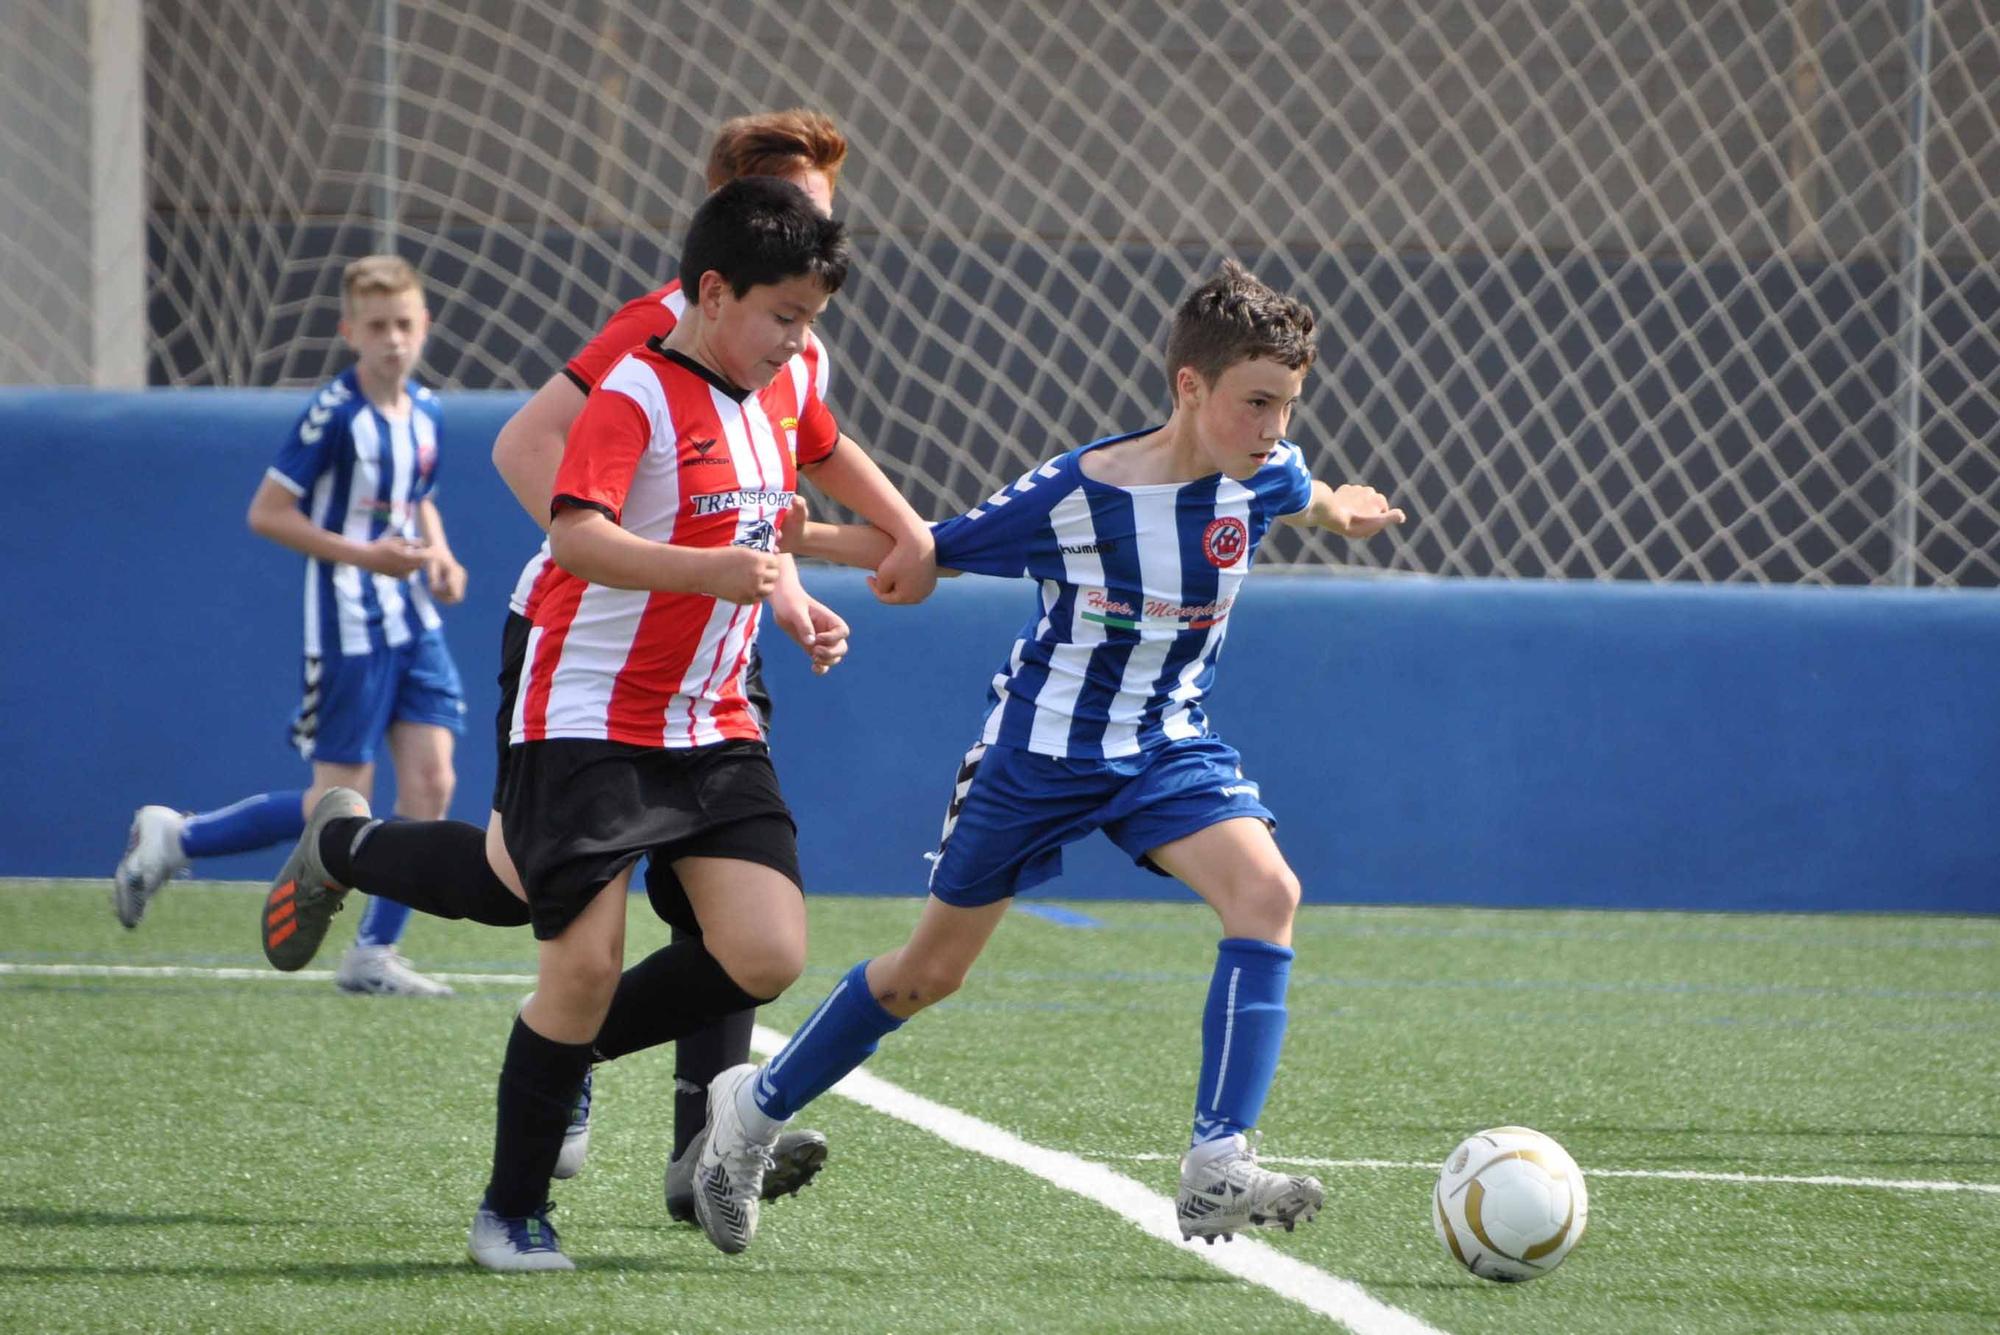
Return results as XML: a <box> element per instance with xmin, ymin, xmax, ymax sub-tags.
<box><xmin>4</xmin><ymin>389</ymin><xmax>1995</xmax><ymax>914</ymax></box>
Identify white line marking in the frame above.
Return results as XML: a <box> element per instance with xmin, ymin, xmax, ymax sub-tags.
<box><xmin>0</xmin><ymin>962</ymin><xmax>536</xmax><ymax>985</ymax></box>
<box><xmin>0</xmin><ymin>961</ymin><xmax>1436</xmax><ymax>1332</ymax></box>
<box><xmin>750</xmin><ymin>1026</ymin><xmax>1441</xmax><ymax>1335</ymax></box>
<box><xmin>11</xmin><ymin>962</ymin><xmax>1995</xmax><ymax>1287</ymax></box>
<box><xmin>1103</xmin><ymin>1153</ymin><xmax>2000</xmax><ymax>1197</ymax></box>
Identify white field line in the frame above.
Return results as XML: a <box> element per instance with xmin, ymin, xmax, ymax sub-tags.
<box><xmin>0</xmin><ymin>962</ymin><xmax>1434</xmax><ymax>1334</ymax></box>
<box><xmin>749</xmin><ymin>1024</ymin><xmax>1443</xmax><ymax>1335</ymax></box>
<box><xmin>0</xmin><ymin>961</ymin><xmax>537</xmax><ymax>985</ymax></box>
<box><xmin>13</xmin><ymin>964</ymin><xmax>1999</xmax><ymax>1201</ymax></box>
<box><xmin>1101</xmin><ymin>1153</ymin><xmax>2000</xmax><ymax>1197</ymax></box>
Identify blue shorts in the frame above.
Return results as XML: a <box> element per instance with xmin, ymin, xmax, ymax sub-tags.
<box><xmin>288</xmin><ymin>631</ymin><xmax>466</xmax><ymax>765</ymax></box>
<box><xmin>926</xmin><ymin>735</ymin><xmax>1276</xmax><ymax>907</ymax></box>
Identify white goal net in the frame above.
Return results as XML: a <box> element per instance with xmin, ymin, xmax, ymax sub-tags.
<box><xmin>6</xmin><ymin>0</ymin><xmax>1997</xmax><ymax>584</ymax></box>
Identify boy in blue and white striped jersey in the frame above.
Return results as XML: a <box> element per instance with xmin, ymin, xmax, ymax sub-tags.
<box><xmin>113</xmin><ymin>256</ymin><xmax>468</xmax><ymax>998</ymax></box>
<box><xmin>686</xmin><ymin>260</ymin><xmax>1405</xmax><ymax>1252</ymax></box>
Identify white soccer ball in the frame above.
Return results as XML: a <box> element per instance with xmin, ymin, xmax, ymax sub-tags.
<box><xmin>1432</xmin><ymin>1125</ymin><xmax>1588</xmax><ymax>1282</ymax></box>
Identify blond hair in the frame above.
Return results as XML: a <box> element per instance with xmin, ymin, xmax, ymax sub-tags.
<box><xmin>705</xmin><ymin>109</ymin><xmax>848</xmax><ymax>193</ymax></box>
<box><xmin>341</xmin><ymin>254</ymin><xmax>423</xmax><ymax>311</ymax></box>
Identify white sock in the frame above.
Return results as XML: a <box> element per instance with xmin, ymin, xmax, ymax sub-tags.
<box><xmin>1183</xmin><ymin>1133</ymin><xmax>1247</xmax><ymax>1169</ymax></box>
<box><xmin>736</xmin><ymin>1069</ymin><xmax>785</xmax><ymax>1141</ymax></box>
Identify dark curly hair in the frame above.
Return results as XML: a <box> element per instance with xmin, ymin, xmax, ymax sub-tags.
<box><xmin>1164</xmin><ymin>260</ymin><xmax>1318</xmax><ymax>403</ymax></box>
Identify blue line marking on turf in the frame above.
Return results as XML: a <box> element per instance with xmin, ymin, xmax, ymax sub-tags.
<box><xmin>1018</xmin><ymin>904</ymin><xmax>1101</xmax><ymax>928</ymax></box>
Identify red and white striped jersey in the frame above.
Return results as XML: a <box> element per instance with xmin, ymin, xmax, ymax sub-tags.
<box><xmin>509</xmin><ymin>281</ymin><xmax>836</xmax><ymax>614</ymax></box>
<box><xmin>510</xmin><ymin>341</ymin><xmax>834</xmax><ymax>748</ymax></box>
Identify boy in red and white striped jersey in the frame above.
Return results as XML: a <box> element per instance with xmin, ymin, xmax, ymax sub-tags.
<box><xmin>446</xmin><ymin>176</ymin><xmax>853</xmax><ymax>1270</ymax></box>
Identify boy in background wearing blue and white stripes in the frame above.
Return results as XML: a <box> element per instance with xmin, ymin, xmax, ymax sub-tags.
<box><xmin>687</xmin><ymin>259</ymin><xmax>1406</xmax><ymax>1252</ymax></box>
<box><xmin>113</xmin><ymin>255</ymin><xmax>468</xmax><ymax>998</ymax></box>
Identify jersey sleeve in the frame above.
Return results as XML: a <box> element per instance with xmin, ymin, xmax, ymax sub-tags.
<box><xmin>563</xmin><ymin>292</ymin><xmax>677</xmax><ymax>393</ymax></box>
<box><xmin>792</xmin><ymin>389</ymin><xmax>839</xmax><ymax>467</ymax></box>
<box><xmin>414</xmin><ymin>393</ymin><xmax>443</xmax><ymax>502</ymax></box>
<box><xmin>551</xmin><ymin>359</ymin><xmax>655</xmax><ymax>524</ymax></box>
<box><xmin>929</xmin><ymin>461</ymin><xmax>1070</xmax><ymax>579</ymax></box>
<box><xmin>1264</xmin><ymin>443</ymin><xmax>1317</xmax><ymax>518</ymax></box>
<box><xmin>265</xmin><ymin>384</ymin><xmax>348</xmax><ymax>498</ymax></box>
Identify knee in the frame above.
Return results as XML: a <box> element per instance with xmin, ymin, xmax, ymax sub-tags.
<box><xmin>876</xmin><ymin>952</ymin><xmax>972</xmax><ymax>1017</ymax></box>
<box><xmin>712</xmin><ymin>935</ymin><xmax>805</xmax><ymax>1003</ymax></box>
<box><xmin>1217</xmin><ymin>865</ymin><xmax>1301</xmax><ymax>939</ymax></box>
<box><xmin>563</xmin><ymin>948</ymin><xmax>624</xmax><ymax>1005</ymax></box>
<box><xmin>398</xmin><ymin>762</ymin><xmax>455</xmax><ymax>818</ymax></box>
<box><xmin>536</xmin><ymin>945</ymin><xmax>623</xmax><ymax>1027</ymax></box>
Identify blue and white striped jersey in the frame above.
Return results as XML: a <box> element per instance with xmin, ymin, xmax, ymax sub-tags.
<box><xmin>265</xmin><ymin>368</ymin><xmax>444</xmax><ymax>660</ymax></box>
<box><xmin>931</xmin><ymin>428</ymin><xmax>1316</xmax><ymax>759</ymax></box>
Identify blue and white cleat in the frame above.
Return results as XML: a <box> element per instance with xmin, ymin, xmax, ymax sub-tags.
<box><xmin>468</xmin><ymin>1198</ymin><xmax>574</xmax><ymax>1272</ymax></box>
<box><xmin>333</xmin><ymin>944</ymin><xmax>454</xmax><ymax>998</ymax></box>
<box><xmin>112</xmin><ymin>806</ymin><xmax>188</xmax><ymax>929</ymax></box>
<box><xmin>1177</xmin><ymin>1133</ymin><xmax>1323</xmax><ymax>1244</ymax></box>
<box><xmin>692</xmin><ymin>1063</ymin><xmax>778</xmax><ymax>1254</ymax></box>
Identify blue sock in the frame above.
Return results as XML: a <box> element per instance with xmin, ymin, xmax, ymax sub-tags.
<box><xmin>178</xmin><ymin>791</ymin><xmax>306</xmax><ymax>860</ymax></box>
<box><xmin>354</xmin><ymin>894</ymin><xmax>413</xmax><ymax>948</ymax></box>
<box><xmin>1191</xmin><ymin>937</ymin><xmax>1294</xmax><ymax>1147</ymax></box>
<box><xmin>753</xmin><ymin>960</ymin><xmax>903</xmax><ymax>1119</ymax></box>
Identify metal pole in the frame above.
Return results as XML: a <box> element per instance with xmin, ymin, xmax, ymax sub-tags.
<box><xmin>377</xmin><ymin>0</ymin><xmax>399</xmax><ymax>253</ymax></box>
<box><xmin>1890</xmin><ymin>0</ymin><xmax>1933</xmax><ymax>587</ymax></box>
<box><xmin>88</xmin><ymin>0</ymin><xmax>146</xmax><ymax>386</ymax></box>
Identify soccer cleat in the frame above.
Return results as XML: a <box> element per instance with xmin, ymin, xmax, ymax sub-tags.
<box><xmin>261</xmin><ymin>788</ymin><xmax>370</xmax><ymax>971</ymax></box>
<box><xmin>112</xmin><ymin>806</ymin><xmax>188</xmax><ymax>929</ymax></box>
<box><xmin>552</xmin><ymin>1069</ymin><xmax>592</xmax><ymax>1180</ymax></box>
<box><xmin>691</xmin><ymin>1063</ymin><xmax>779</xmax><ymax>1254</ymax></box>
<box><xmin>666</xmin><ymin>1125</ymin><xmax>829</xmax><ymax>1224</ymax></box>
<box><xmin>1176</xmin><ymin>1133</ymin><xmax>1324</xmax><ymax>1243</ymax></box>
<box><xmin>467</xmin><ymin>1198</ymin><xmax>574</xmax><ymax>1273</ymax></box>
<box><xmin>333</xmin><ymin>944</ymin><xmax>455</xmax><ymax>998</ymax></box>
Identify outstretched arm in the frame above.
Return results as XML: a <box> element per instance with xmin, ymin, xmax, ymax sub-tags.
<box><xmin>1280</xmin><ymin>480</ymin><xmax>1407</xmax><ymax>539</ymax></box>
<box><xmin>786</xmin><ymin>515</ymin><xmax>900</xmax><ymax>573</ymax></box>
<box><xmin>799</xmin><ymin>438</ymin><xmax>938</xmax><ymax>603</ymax></box>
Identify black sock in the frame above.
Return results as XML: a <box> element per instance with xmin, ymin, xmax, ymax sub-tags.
<box><xmin>592</xmin><ymin>937</ymin><xmax>768</xmax><ymax>1064</ymax></box>
<box><xmin>486</xmin><ymin>1016</ymin><xmax>594</xmax><ymax>1218</ymax></box>
<box><xmin>318</xmin><ymin>817</ymin><xmax>530</xmax><ymax>927</ymax></box>
<box><xmin>671</xmin><ymin>923</ymin><xmax>759</xmax><ymax>1157</ymax></box>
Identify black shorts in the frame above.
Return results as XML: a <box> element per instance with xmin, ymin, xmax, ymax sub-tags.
<box><xmin>498</xmin><ymin>736</ymin><xmax>801</xmax><ymax>940</ymax></box>
<box><xmin>492</xmin><ymin>612</ymin><xmax>533</xmax><ymax>809</ymax></box>
<box><xmin>491</xmin><ymin>612</ymin><xmax>772</xmax><ymax>810</ymax></box>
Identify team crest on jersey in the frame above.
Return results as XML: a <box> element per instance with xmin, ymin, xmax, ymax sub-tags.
<box><xmin>1202</xmin><ymin>516</ymin><xmax>1248</xmax><ymax>568</ymax></box>
<box><xmin>734</xmin><ymin>518</ymin><xmax>779</xmax><ymax>552</ymax></box>
<box><xmin>417</xmin><ymin>437</ymin><xmax>437</xmax><ymax>476</ymax></box>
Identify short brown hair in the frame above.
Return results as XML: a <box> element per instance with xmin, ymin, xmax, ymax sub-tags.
<box><xmin>705</xmin><ymin>109</ymin><xmax>848</xmax><ymax>193</ymax></box>
<box><xmin>1163</xmin><ymin>260</ymin><xmax>1318</xmax><ymax>402</ymax></box>
<box><xmin>341</xmin><ymin>254</ymin><xmax>422</xmax><ymax>309</ymax></box>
